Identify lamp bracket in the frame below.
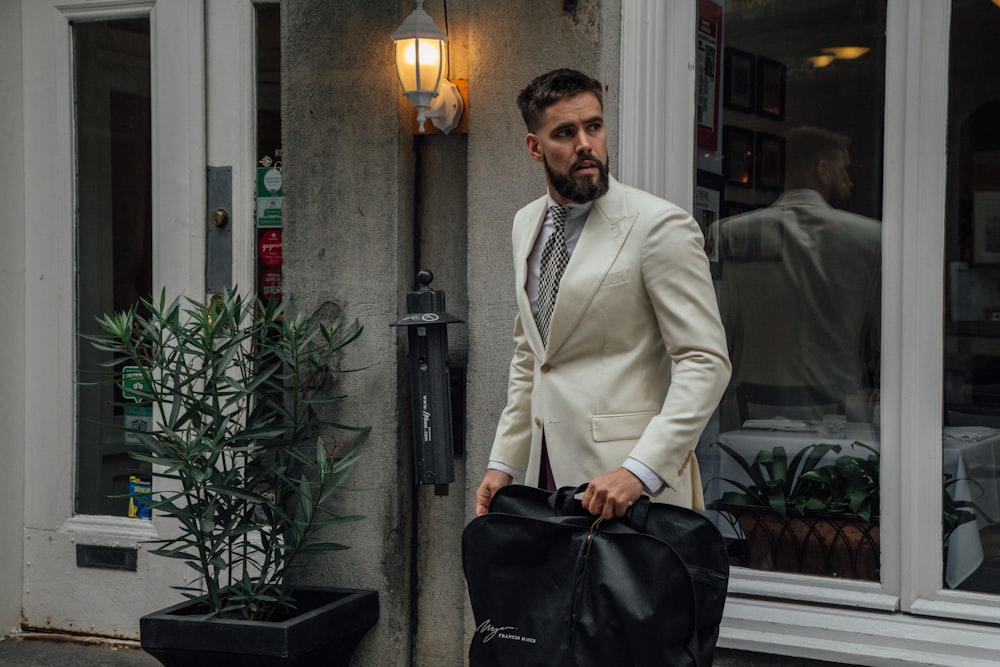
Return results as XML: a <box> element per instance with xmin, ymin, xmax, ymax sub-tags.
<box><xmin>418</xmin><ymin>80</ymin><xmax>465</xmax><ymax>135</ymax></box>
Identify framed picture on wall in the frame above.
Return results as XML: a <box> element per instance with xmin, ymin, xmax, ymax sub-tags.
<box><xmin>755</xmin><ymin>56</ymin><xmax>786</xmax><ymax>119</ymax></box>
<box><xmin>723</xmin><ymin>48</ymin><xmax>755</xmax><ymax>113</ymax></box>
<box><xmin>723</xmin><ymin>126</ymin><xmax>754</xmax><ymax>187</ymax></box>
<box><xmin>696</xmin><ymin>0</ymin><xmax>723</xmax><ymax>150</ymax></box>
<box><xmin>974</xmin><ymin>191</ymin><xmax>1000</xmax><ymax>264</ymax></box>
<box><xmin>755</xmin><ymin>132</ymin><xmax>785</xmax><ymax>190</ymax></box>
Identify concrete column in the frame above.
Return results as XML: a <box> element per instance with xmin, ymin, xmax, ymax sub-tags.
<box><xmin>282</xmin><ymin>2</ymin><xmax>413</xmax><ymax>664</ymax></box>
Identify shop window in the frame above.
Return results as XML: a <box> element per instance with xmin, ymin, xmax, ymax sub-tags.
<box><xmin>694</xmin><ymin>0</ymin><xmax>887</xmax><ymax>581</ymax></box>
<box><xmin>942</xmin><ymin>0</ymin><xmax>1000</xmax><ymax>595</ymax></box>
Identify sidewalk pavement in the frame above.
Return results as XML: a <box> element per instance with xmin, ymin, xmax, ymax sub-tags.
<box><xmin>0</xmin><ymin>635</ymin><xmax>857</xmax><ymax>666</ymax></box>
<box><xmin>0</xmin><ymin>634</ymin><xmax>159</xmax><ymax>666</ymax></box>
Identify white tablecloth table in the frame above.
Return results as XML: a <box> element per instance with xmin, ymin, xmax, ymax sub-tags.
<box><xmin>697</xmin><ymin>422</ymin><xmax>998</xmax><ymax>588</ymax></box>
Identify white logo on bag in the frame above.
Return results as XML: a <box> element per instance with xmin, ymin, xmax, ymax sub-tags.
<box><xmin>477</xmin><ymin>620</ymin><xmax>537</xmax><ymax>644</ymax></box>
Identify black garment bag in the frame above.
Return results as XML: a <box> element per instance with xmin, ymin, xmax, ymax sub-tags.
<box><xmin>462</xmin><ymin>484</ymin><xmax>729</xmax><ymax>667</ymax></box>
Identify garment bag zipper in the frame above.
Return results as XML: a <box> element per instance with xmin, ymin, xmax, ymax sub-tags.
<box><xmin>568</xmin><ymin>517</ymin><xmax>603</xmax><ymax>661</ymax></box>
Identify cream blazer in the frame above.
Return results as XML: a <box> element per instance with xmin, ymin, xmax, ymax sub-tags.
<box><xmin>489</xmin><ymin>177</ymin><xmax>732</xmax><ymax>509</ymax></box>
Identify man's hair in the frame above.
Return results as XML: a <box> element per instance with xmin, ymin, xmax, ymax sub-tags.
<box><xmin>516</xmin><ymin>68</ymin><xmax>604</xmax><ymax>133</ymax></box>
<box><xmin>785</xmin><ymin>126</ymin><xmax>851</xmax><ymax>175</ymax></box>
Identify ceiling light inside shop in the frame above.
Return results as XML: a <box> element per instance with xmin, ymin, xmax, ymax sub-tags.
<box><xmin>821</xmin><ymin>46</ymin><xmax>870</xmax><ymax>60</ymax></box>
<box><xmin>809</xmin><ymin>54</ymin><xmax>837</xmax><ymax>68</ymax></box>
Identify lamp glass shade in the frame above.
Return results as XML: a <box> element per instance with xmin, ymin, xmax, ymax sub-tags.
<box><xmin>394</xmin><ymin>37</ymin><xmax>445</xmax><ymax>98</ymax></box>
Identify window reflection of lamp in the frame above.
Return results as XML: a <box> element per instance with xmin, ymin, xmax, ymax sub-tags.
<box><xmin>808</xmin><ymin>55</ymin><xmax>836</xmax><ymax>69</ymax></box>
<box><xmin>821</xmin><ymin>46</ymin><xmax>870</xmax><ymax>60</ymax></box>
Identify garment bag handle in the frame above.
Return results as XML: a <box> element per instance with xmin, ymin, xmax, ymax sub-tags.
<box><xmin>549</xmin><ymin>484</ymin><xmax>589</xmax><ymax>515</ymax></box>
<box><xmin>549</xmin><ymin>483</ymin><xmax>652</xmax><ymax>529</ymax></box>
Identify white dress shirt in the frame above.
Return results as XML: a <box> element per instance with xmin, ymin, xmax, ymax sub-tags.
<box><xmin>490</xmin><ymin>197</ymin><xmax>666</xmax><ymax>495</ymax></box>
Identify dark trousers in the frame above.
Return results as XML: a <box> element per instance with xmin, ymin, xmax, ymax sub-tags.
<box><xmin>538</xmin><ymin>436</ymin><xmax>557</xmax><ymax>491</ymax></box>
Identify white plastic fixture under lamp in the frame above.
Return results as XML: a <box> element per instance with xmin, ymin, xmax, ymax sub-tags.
<box><xmin>391</xmin><ymin>0</ymin><xmax>464</xmax><ymax>134</ymax></box>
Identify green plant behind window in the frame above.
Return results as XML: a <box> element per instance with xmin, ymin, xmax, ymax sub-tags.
<box><xmin>713</xmin><ymin>441</ymin><xmax>986</xmax><ymax>533</ymax></box>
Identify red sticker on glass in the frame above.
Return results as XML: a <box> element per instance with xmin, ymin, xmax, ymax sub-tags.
<box><xmin>258</xmin><ymin>230</ymin><xmax>283</xmax><ymax>267</ymax></box>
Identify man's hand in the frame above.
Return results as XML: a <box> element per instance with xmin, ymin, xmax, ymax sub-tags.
<box><xmin>582</xmin><ymin>468</ymin><xmax>645</xmax><ymax>519</ymax></box>
<box><xmin>475</xmin><ymin>469</ymin><xmax>514</xmax><ymax>516</ymax></box>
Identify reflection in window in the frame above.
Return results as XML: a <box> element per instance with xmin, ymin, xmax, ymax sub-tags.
<box><xmin>256</xmin><ymin>4</ymin><xmax>283</xmax><ymax>300</ymax></box>
<box><xmin>74</xmin><ymin>18</ymin><xmax>152</xmax><ymax>515</ymax></box>
<box><xmin>694</xmin><ymin>0</ymin><xmax>885</xmax><ymax>580</ymax></box>
<box><xmin>942</xmin><ymin>0</ymin><xmax>1000</xmax><ymax>595</ymax></box>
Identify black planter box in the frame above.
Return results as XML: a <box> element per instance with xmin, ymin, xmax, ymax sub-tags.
<box><xmin>140</xmin><ymin>586</ymin><xmax>379</xmax><ymax>667</ymax></box>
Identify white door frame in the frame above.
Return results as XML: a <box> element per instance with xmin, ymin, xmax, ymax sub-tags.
<box><xmin>21</xmin><ymin>0</ymin><xmax>255</xmax><ymax>637</ymax></box>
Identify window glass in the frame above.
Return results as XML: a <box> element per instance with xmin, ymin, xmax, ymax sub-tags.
<box><xmin>695</xmin><ymin>0</ymin><xmax>885</xmax><ymax>580</ymax></box>
<box><xmin>256</xmin><ymin>4</ymin><xmax>283</xmax><ymax>301</ymax></box>
<box><xmin>74</xmin><ymin>18</ymin><xmax>152</xmax><ymax>515</ymax></box>
<box><xmin>942</xmin><ymin>0</ymin><xmax>1000</xmax><ymax>595</ymax></box>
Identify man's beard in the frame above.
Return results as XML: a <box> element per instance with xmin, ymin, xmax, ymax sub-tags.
<box><xmin>545</xmin><ymin>154</ymin><xmax>610</xmax><ymax>203</ymax></box>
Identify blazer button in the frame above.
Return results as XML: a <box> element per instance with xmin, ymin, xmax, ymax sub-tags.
<box><xmin>540</xmin><ymin>363</ymin><xmax>552</xmax><ymax>373</ymax></box>
<box><xmin>534</xmin><ymin>417</ymin><xmax>542</xmax><ymax>427</ymax></box>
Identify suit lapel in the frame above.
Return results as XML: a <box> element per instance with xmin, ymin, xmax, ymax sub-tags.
<box><xmin>515</xmin><ymin>198</ymin><xmax>548</xmax><ymax>355</ymax></box>
<box><xmin>545</xmin><ymin>178</ymin><xmax>636</xmax><ymax>356</ymax></box>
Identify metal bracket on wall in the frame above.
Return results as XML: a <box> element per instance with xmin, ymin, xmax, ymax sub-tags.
<box><xmin>206</xmin><ymin>165</ymin><xmax>233</xmax><ymax>294</ymax></box>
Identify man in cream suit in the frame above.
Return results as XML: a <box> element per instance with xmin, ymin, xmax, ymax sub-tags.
<box><xmin>475</xmin><ymin>69</ymin><xmax>731</xmax><ymax>519</ymax></box>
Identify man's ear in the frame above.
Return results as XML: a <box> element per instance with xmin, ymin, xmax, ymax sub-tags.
<box><xmin>816</xmin><ymin>158</ymin><xmax>831</xmax><ymax>187</ymax></box>
<box><xmin>526</xmin><ymin>133</ymin><xmax>544</xmax><ymax>163</ymax></box>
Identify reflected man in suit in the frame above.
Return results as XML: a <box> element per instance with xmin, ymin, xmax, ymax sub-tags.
<box><xmin>475</xmin><ymin>69</ymin><xmax>731</xmax><ymax>519</ymax></box>
<box><xmin>715</xmin><ymin>126</ymin><xmax>881</xmax><ymax>429</ymax></box>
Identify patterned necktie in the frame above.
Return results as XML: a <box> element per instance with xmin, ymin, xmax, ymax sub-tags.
<box><xmin>536</xmin><ymin>205</ymin><xmax>570</xmax><ymax>344</ymax></box>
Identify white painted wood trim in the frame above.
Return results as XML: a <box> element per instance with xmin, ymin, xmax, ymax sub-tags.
<box><xmin>728</xmin><ymin>568</ymin><xmax>900</xmax><ymax>612</ymax></box>
<box><xmin>54</xmin><ymin>1</ymin><xmax>154</xmax><ymax>19</ymax></box>
<box><xmin>206</xmin><ymin>0</ymin><xmax>255</xmax><ymax>294</ymax></box>
<box><xmin>60</xmin><ymin>515</ymin><xmax>158</xmax><ymax>541</ymax></box>
<box><xmin>619</xmin><ymin>0</ymin><xmax>697</xmax><ymax>209</ymax></box>
<box><xmin>22</xmin><ymin>0</ymin><xmax>81</xmax><ymax>530</ymax></box>
<box><xmin>875</xmin><ymin>0</ymin><xmax>914</xmax><ymax>607</ymax></box>
<box><xmin>721</xmin><ymin>598</ymin><xmax>1000</xmax><ymax>666</ymax></box>
<box><xmin>884</xmin><ymin>0</ymin><xmax>952</xmax><ymax>613</ymax></box>
<box><xmin>151</xmin><ymin>0</ymin><xmax>206</xmax><ymax>298</ymax></box>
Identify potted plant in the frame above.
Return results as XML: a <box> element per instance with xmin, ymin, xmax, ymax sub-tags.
<box><xmin>710</xmin><ymin>442</ymin><xmax>983</xmax><ymax>580</ymax></box>
<box><xmin>83</xmin><ymin>290</ymin><xmax>378</xmax><ymax>667</ymax></box>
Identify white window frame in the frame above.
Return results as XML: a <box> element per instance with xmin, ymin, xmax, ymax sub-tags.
<box><xmin>620</xmin><ymin>0</ymin><xmax>1000</xmax><ymax>663</ymax></box>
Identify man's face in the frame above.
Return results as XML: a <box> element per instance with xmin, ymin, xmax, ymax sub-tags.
<box><xmin>525</xmin><ymin>92</ymin><xmax>609</xmax><ymax>205</ymax></box>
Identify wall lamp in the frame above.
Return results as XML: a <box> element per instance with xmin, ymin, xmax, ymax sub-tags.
<box><xmin>392</xmin><ymin>0</ymin><xmax>465</xmax><ymax>134</ymax></box>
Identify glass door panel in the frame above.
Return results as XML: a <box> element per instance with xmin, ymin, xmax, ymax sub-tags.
<box><xmin>74</xmin><ymin>17</ymin><xmax>152</xmax><ymax>516</ymax></box>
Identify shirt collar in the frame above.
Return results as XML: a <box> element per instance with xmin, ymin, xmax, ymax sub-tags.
<box><xmin>545</xmin><ymin>197</ymin><xmax>593</xmax><ymax>224</ymax></box>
